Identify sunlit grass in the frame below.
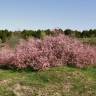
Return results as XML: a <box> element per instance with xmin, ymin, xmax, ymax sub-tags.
<box><xmin>0</xmin><ymin>67</ymin><xmax>96</xmax><ymax>96</ymax></box>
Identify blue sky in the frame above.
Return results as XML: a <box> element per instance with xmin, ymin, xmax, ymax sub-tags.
<box><xmin>0</xmin><ymin>0</ymin><xmax>96</xmax><ymax>30</ymax></box>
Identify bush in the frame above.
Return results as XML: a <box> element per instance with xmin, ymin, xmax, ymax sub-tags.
<box><xmin>0</xmin><ymin>34</ymin><xmax>96</xmax><ymax>70</ymax></box>
<box><xmin>0</xmin><ymin>45</ymin><xmax>14</xmax><ymax>68</ymax></box>
<box><xmin>0</xmin><ymin>30</ymin><xmax>12</xmax><ymax>43</ymax></box>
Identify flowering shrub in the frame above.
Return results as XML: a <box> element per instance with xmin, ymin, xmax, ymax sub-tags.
<box><xmin>0</xmin><ymin>45</ymin><xmax>14</xmax><ymax>68</ymax></box>
<box><xmin>0</xmin><ymin>34</ymin><xmax>96</xmax><ymax>70</ymax></box>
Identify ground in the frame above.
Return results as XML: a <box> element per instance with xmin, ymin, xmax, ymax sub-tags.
<box><xmin>0</xmin><ymin>66</ymin><xmax>96</xmax><ymax>96</ymax></box>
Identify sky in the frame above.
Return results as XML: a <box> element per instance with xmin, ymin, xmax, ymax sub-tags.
<box><xmin>0</xmin><ymin>0</ymin><xmax>96</xmax><ymax>31</ymax></box>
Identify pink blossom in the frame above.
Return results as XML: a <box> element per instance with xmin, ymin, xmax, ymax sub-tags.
<box><xmin>0</xmin><ymin>34</ymin><xmax>96</xmax><ymax>70</ymax></box>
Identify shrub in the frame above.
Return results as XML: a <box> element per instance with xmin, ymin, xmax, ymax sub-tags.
<box><xmin>0</xmin><ymin>45</ymin><xmax>14</xmax><ymax>68</ymax></box>
<box><xmin>11</xmin><ymin>35</ymin><xmax>96</xmax><ymax>70</ymax></box>
<box><xmin>0</xmin><ymin>34</ymin><xmax>96</xmax><ymax>70</ymax></box>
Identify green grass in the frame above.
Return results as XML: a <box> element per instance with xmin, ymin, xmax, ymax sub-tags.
<box><xmin>0</xmin><ymin>67</ymin><xmax>96</xmax><ymax>96</ymax></box>
<box><xmin>79</xmin><ymin>37</ymin><xmax>96</xmax><ymax>45</ymax></box>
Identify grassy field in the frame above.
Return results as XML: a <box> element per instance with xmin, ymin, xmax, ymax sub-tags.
<box><xmin>79</xmin><ymin>37</ymin><xmax>96</xmax><ymax>45</ymax></box>
<box><xmin>0</xmin><ymin>67</ymin><xmax>96</xmax><ymax>96</ymax></box>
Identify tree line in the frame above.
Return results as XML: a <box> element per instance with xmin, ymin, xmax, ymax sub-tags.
<box><xmin>0</xmin><ymin>29</ymin><xmax>96</xmax><ymax>43</ymax></box>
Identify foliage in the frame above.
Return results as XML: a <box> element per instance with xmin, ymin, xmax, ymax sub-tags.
<box><xmin>0</xmin><ymin>30</ymin><xmax>12</xmax><ymax>43</ymax></box>
<box><xmin>0</xmin><ymin>34</ymin><xmax>96</xmax><ymax>70</ymax></box>
<box><xmin>0</xmin><ymin>45</ymin><xmax>14</xmax><ymax>68</ymax></box>
<box><xmin>0</xmin><ymin>29</ymin><xmax>96</xmax><ymax>43</ymax></box>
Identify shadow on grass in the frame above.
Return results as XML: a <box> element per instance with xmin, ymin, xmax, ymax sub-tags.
<box><xmin>0</xmin><ymin>64</ymin><xmax>96</xmax><ymax>74</ymax></box>
<box><xmin>0</xmin><ymin>65</ymin><xmax>37</xmax><ymax>73</ymax></box>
